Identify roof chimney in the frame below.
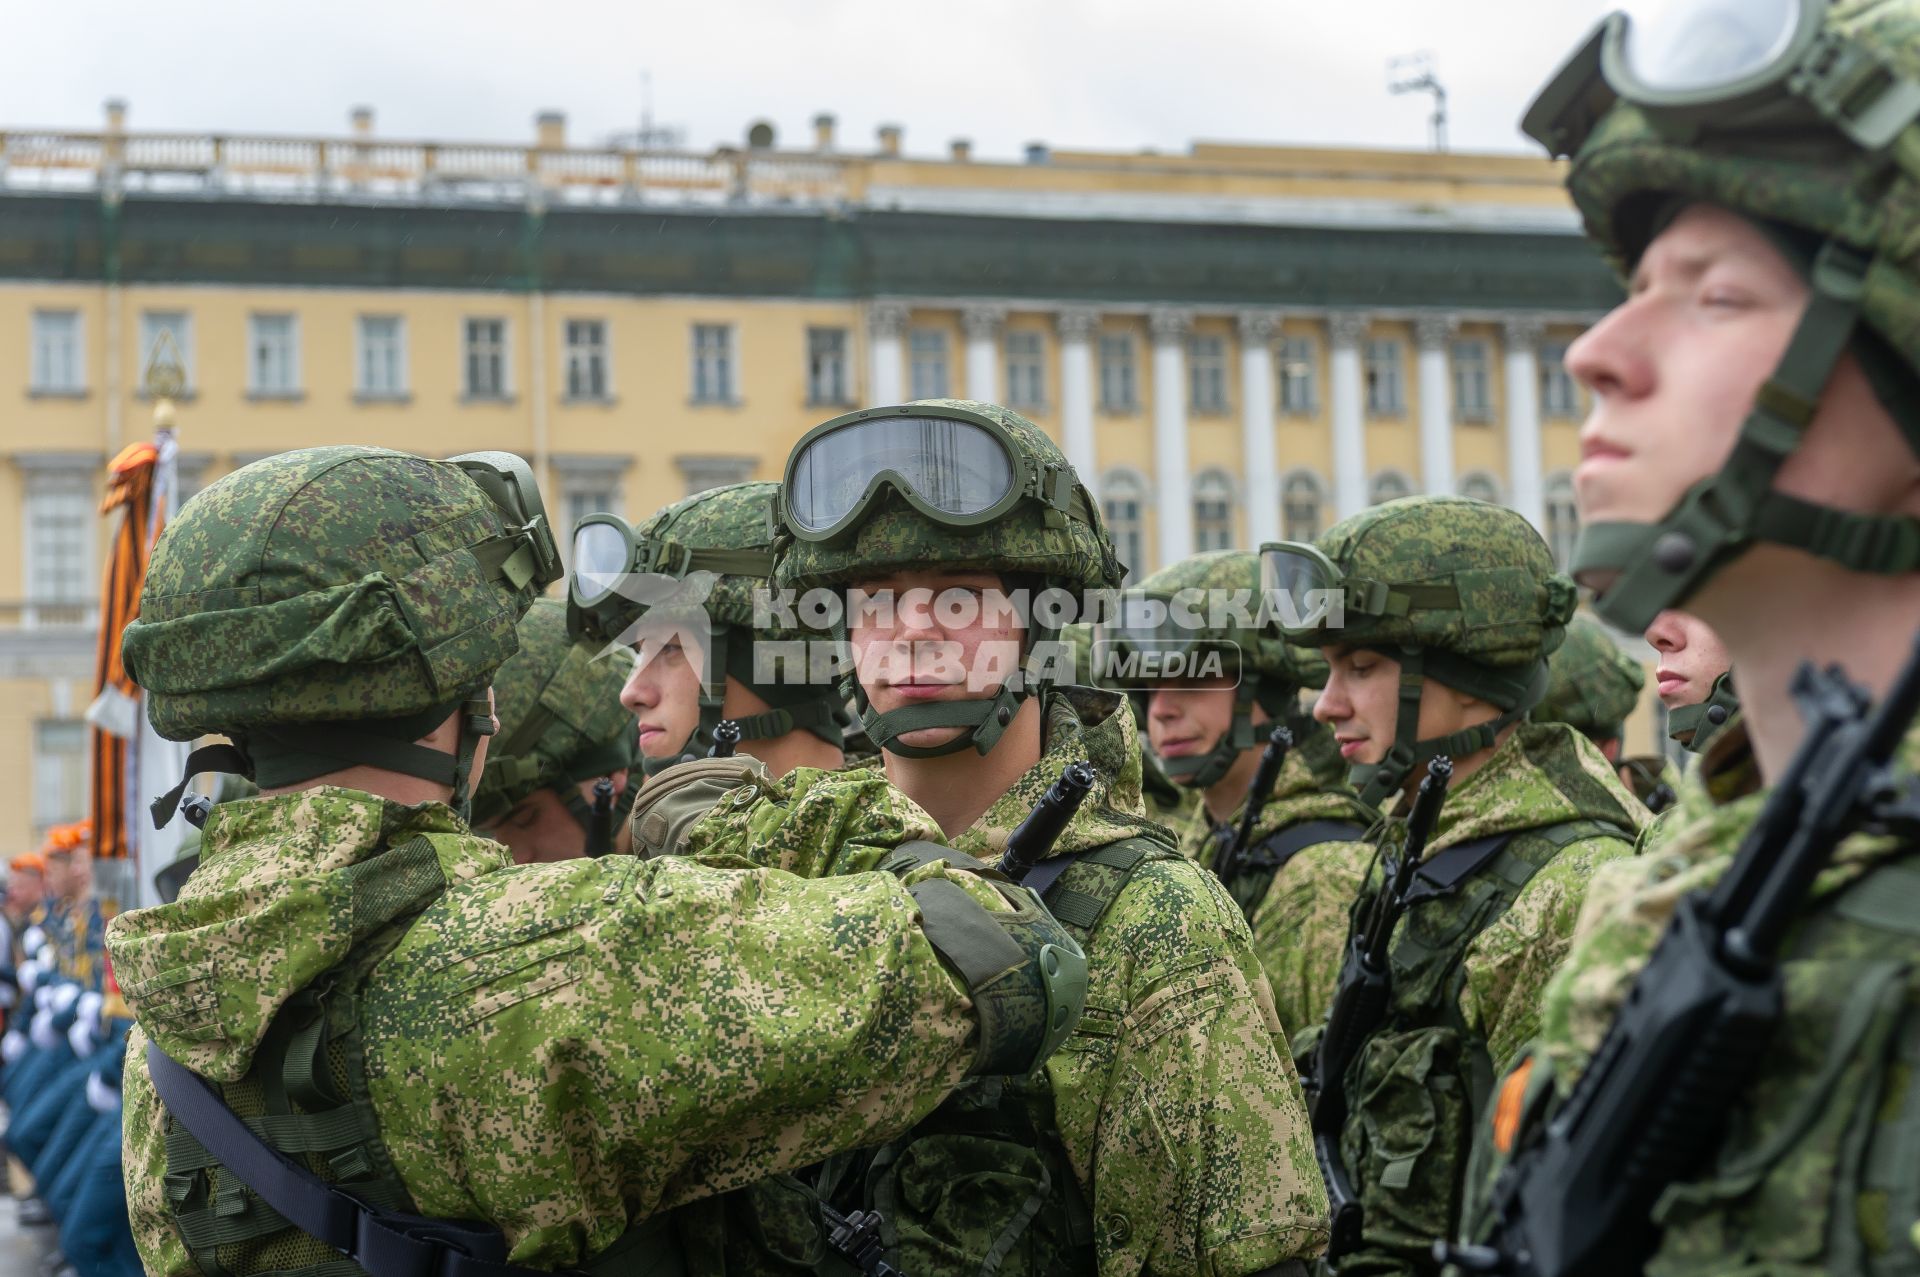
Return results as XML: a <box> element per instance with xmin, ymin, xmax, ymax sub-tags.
<box><xmin>949</xmin><ymin>138</ymin><xmax>972</xmax><ymax>163</ymax></box>
<box><xmin>877</xmin><ymin>124</ymin><xmax>903</xmax><ymax>157</ymax></box>
<box><xmin>104</xmin><ymin>99</ymin><xmax>128</xmax><ymax>133</ymax></box>
<box><xmin>350</xmin><ymin>106</ymin><xmax>374</xmax><ymax>137</ymax></box>
<box><xmin>813</xmin><ymin>112</ymin><xmax>836</xmax><ymax>152</ymax></box>
<box><xmin>746</xmin><ymin>120</ymin><xmax>776</xmax><ymax>150</ymax></box>
<box><xmin>1024</xmin><ymin>141</ymin><xmax>1050</xmax><ymax>165</ymax></box>
<box><xmin>535</xmin><ymin>110</ymin><xmax>567</xmax><ymax>150</ymax></box>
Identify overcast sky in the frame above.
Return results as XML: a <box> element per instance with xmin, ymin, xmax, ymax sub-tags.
<box><xmin>5</xmin><ymin>0</ymin><xmax>1619</xmax><ymax>160</ymax></box>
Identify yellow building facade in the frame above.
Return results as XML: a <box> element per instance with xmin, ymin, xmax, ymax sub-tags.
<box><xmin>0</xmin><ymin>106</ymin><xmax>1665</xmax><ymax>855</ymax></box>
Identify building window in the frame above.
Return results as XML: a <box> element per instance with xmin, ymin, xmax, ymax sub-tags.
<box><xmin>138</xmin><ymin>310</ymin><xmax>194</xmax><ymax>390</ymax></box>
<box><xmin>1101</xmin><ymin>469</ymin><xmax>1148</xmax><ymax>584</ymax></box>
<box><xmin>565</xmin><ymin>319</ymin><xmax>610</xmax><ymax>400</ymax></box>
<box><xmin>1450</xmin><ymin>339</ymin><xmax>1492</xmax><ymax>423</ymax></box>
<box><xmin>1546</xmin><ymin>472</ymin><xmax>1580</xmax><ymax>567</ymax></box>
<box><xmin>248</xmin><ymin>313</ymin><xmax>300</xmax><ymax>396</ymax></box>
<box><xmin>356</xmin><ymin>315</ymin><xmax>407</xmax><ymax>398</ymax></box>
<box><xmin>567</xmin><ymin>487</ymin><xmax>619</xmax><ymax>539</ymax></box>
<box><xmin>1278</xmin><ymin>337</ymin><xmax>1318</xmax><ymax>416</ymax></box>
<box><xmin>464</xmin><ymin>318</ymin><xmax>509</xmax><ymax>399</ymax></box>
<box><xmin>1098</xmin><ymin>333</ymin><xmax>1137</xmax><ymax>412</ymax></box>
<box><xmin>33</xmin><ymin>720</ymin><xmax>87</xmax><ymax>836</ymax></box>
<box><xmin>1193</xmin><ymin>470</ymin><xmax>1235</xmax><ymax>552</ymax></box>
<box><xmin>807</xmin><ymin>327</ymin><xmax>850</xmax><ymax>405</ymax></box>
<box><xmin>1370</xmin><ymin>470</ymin><xmax>1414</xmax><ymax>506</ymax></box>
<box><xmin>690</xmin><ymin>324</ymin><xmax>735</xmax><ymax>404</ymax></box>
<box><xmin>25</xmin><ymin>476</ymin><xmax>93</xmax><ymax>606</ymax></box>
<box><xmin>1189</xmin><ymin>335</ymin><xmax>1228</xmax><ymax>414</ymax></box>
<box><xmin>1460</xmin><ymin>471</ymin><xmax>1503</xmax><ymax>505</ymax></box>
<box><xmin>1282</xmin><ymin>471</ymin><xmax>1324</xmax><ymax>541</ymax></box>
<box><xmin>1540</xmin><ymin>342</ymin><xmax>1580</xmax><ymax>418</ymax></box>
<box><xmin>676</xmin><ymin>456</ymin><xmax>757</xmax><ymax>497</ymax></box>
<box><xmin>909</xmin><ymin>328</ymin><xmax>950</xmax><ymax>400</ymax></box>
<box><xmin>1005</xmin><ymin>331</ymin><xmax>1046</xmax><ymax>410</ymax></box>
<box><xmin>1365</xmin><ymin>339</ymin><xmax>1405</xmax><ymax>416</ymax></box>
<box><xmin>30</xmin><ymin>311</ymin><xmax>83</xmax><ymax>394</ymax></box>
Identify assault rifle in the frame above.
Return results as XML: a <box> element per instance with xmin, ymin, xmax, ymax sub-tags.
<box><xmin>999</xmin><ymin>761</ymin><xmax>1097</xmax><ymax>884</ymax></box>
<box><xmin>1436</xmin><ymin>633</ymin><xmax>1920</xmax><ymax>1277</ymax></box>
<box><xmin>1313</xmin><ymin>756</ymin><xmax>1454</xmax><ymax>1258</ymax></box>
<box><xmin>583</xmin><ymin>777</ymin><xmax>617</xmax><ymax>857</ymax></box>
<box><xmin>1211</xmin><ymin>726</ymin><xmax>1294</xmax><ymax>887</ymax></box>
<box><xmin>707</xmin><ymin>719</ymin><xmax>743</xmax><ymax>758</ymax></box>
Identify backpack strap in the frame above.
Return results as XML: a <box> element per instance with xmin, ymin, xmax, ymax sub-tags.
<box><xmin>1023</xmin><ymin>837</ymin><xmax>1170</xmax><ymax>940</ymax></box>
<box><xmin>1247</xmin><ymin>821</ymin><xmax>1371</xmax><ymax>874</ymax></box>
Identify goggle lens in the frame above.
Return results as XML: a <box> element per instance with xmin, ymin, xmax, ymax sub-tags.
<box><xmin>788</xmin><ymin>415</ymin><xmax>1016</xmax><ymax>533</ymax></box>
<box><xmin>1618</xmin><ymin>0</ymin><xmax>1802</xmax><ymax>94</ymax></box>
<box><xmin>572</xmin><ymin>521</ymin><xmax>634</xmax><ymax>605</ymax></box>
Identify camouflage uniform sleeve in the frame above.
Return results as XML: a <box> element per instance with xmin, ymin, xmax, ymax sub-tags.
<box><xmin>684</xmin><ymin>765</ymin><xmax>946</xmax><ymax>877</ymax></box>
<box><xmin>1246</xmin><ymin>838</ymin><xmax>1372</xmax><ymax>1046</ymax></box>
<box><xmin>121</xmin><ymin>1025</ymin><xmax>200</xmax><ymax>1277</ymax></box>
<box><xmin>1458</xmin><ymin>832</ymin><xmax>1635</xmax><ymax>1073</ymax></box>
<box><xmin>1047</xmin><ymin>857</ymin><xmax>1330</xmax><ymax>1277</ymax></box>
<box><xmin>360</xmin><ymin>852</ymin><xmax>986</xmax><ymax>1268</ymax></box>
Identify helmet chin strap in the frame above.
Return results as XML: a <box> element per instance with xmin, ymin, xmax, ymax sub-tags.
<box><xmin>857</xmin><ymin>676</ymin><xmax>1027</xmax><ymax>759</ymax></box>
<box><xmin>1667</xmin><ymin>670</ymin><xmax>1740</xmax><ymax>755</ymax></box>
<box><xmin>1163</xmin><ymin>673</ymin><xmax>1290</xmax><ymax>791</ymax></box>
<box><xmin>1348</xmin><ymin>648</ymin><xmax>1546</xmax><ymax>810</ymax></box>
<box><xmin>447</xmin><ymin>693</ymin><xmax>498</xmax><ymax>825</ymax></box>
<box><xmin>639</xmin><ymin>626</ymin><xmax>848</xmax><ymax>777</ymax></box>
<box><xmin>1580</xmin><ymin>241</ymin><xmax>1920</xmax><ymax>632</ymax></box>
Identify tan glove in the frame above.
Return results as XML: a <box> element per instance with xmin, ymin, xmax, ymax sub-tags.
<box><xmin>629</xmin><ymin>756</ymin><xmax>772</xmax><ymax>859</ymax></box>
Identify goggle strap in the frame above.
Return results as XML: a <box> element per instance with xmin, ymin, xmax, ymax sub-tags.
<box><xmin>472</xmin><ymin>534</ymin><xmax>538</xmax><ymax>593</ymax></box>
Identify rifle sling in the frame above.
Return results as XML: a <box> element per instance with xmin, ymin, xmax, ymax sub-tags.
<box><xmin>1399</xmin><ymin>832</ymin><xmax>1518</xmax><ymax>908</ymax></box>
<box><xmin>1245</xmin><ymin>821</ymin><xmax>1371</xmax><ymax>873</ymax></box>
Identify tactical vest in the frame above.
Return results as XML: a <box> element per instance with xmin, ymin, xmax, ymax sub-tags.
<box><xmin>686</xmin><ymin>834</ymin><xmax>1179</xmax><ymax>1277</ymax></box>
<box><xmin>1333</xmin><ymin>817</ymin><xmax>1631</xmax><ymax>1270</ymax></box>
<box><xmin>153</xmin><ymin>835</ymin><xmax>677</xmax><ymax>1277</ymax></box>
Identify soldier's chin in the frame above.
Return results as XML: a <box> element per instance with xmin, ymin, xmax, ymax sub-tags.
<box><xmin>894</xmin><ymin>725</ymin><xmax>971</xmax><ymax>751</ymax></box>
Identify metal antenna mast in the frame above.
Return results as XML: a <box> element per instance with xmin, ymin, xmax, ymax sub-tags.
<box><xmin>1388</xmin><ymin>52</ymin><xmax>1450</xmax><ymax>153</ymax></box>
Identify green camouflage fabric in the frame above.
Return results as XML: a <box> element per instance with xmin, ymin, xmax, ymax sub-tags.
<box><xmin>1471</xmin><ymin>717</ymin><xmax>1920</xmax><ymax>1275</ymax></box>
<box><xmin>1293</xmin><ymin>497</ymin><xmax>1577</xmax><ymax>669</ymax></box>
<box><xmin>1322</xmin><ymin>721</ymin><xmax>1644</xmax><ymax>1277</ymax></box>
<box><xmin>1174</xmin><ymin>722</ymin><xmax>1379</xmax><ymax>1038</ymax></box>
<box><xmin>471</xmin><ymin>599</ymin><xmax>639</xmax><ymax>828</ymax></box>
<box><xmin>686</xmin><ymin>686</ymin><xmax>1333</xmax><ymax>1276</ymax></box>
<box><xmin>121</xmin><ymin>447</ymin><xmax>540</xmax><ymax>739</ymax></box>
<box><xmin>1560</xmin><ymin>0</ymin><xmax>1920</xmax><ymax>388</ymax></box>
<box><xmin>622</xmin><ymin>481</ymin><xmax>802</xmax><ymax>636</ymax></box>
<box><xmin>109</xmin><ymin>784</ymin><xmax>1034</xmax><ymax>1274</ymax></box>
<box><xmin>773</xmin><ymin>399</ymin><xmax>1126</xmax><ymax>594</ymax></box>
<box><xmin>1105</xmin><ymin>550</ymin><xmax>1330</xmax><ymax>690</ymax></box>
<box><xmin>1532</xmin><ymin>615</ymin><xmax>1646</xmax><ymax>742</ymax></box>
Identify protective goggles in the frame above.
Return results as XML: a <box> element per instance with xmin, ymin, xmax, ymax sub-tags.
<box><xmin>1093</xmin><ymin>590</ymin><xmax>1255</xmax><ymax>655</ymax></box>
<box><xmin>780</xmin><ymin>404</ymin><xmax>1075</xmax><ymax>542</ymax></box>
<box><xmin>450</xmin><ymin>451</ymin><xmax>564</xmax><ymax>591</ymax></box>
<box><xmin>568</xmin><ymin>513</ymin><xmax>774</xmax><ymax>642</ymax></box>
<box><xmin>1524</xmin><ymin>0</ymin><xmax>1920</xmax><ymax>160</ymax></box>
<box><xmin>1258</xmin><ymin>542</ymin><xmax>1461</xmax><ymax>641</ymax></box>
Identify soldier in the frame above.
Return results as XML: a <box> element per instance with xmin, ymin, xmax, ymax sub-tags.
<box><xmin>3</xmin><ymin>852</ymin><xmax>47</xmax><ymax>967</ymax></box>
<box><xmin>679</xmin><ymin>400</ymin><xmax>1331</xmax><ymax>1276</ymax></box>
<box><xmin>1058</xmin><ymin>620</ymin><xmax>1193</xmax><ymax>826</ymax></box>
<box><xmin>570</xmin><ymin>481</ymin><xmax>850</xmax><ymax>777</ymax></box>
<box><xmin>469</xmin><ymin>598</ymin><xmax>641</xmax><ymax>862</ymax></box>
<box><xmin>1099</xmin><ymin>550</ymin><xmax>1377</xmax><ymax>1037</ymax></box>
<box><xmin>40</xmin><ymin>823</ymin><xmax>105</xmax><ymax>992</ymax></box>
<box><xmin>1645</xmin><ymin>609</ymin><xmax>1738</xmax><ymax>755</ymax></box>
<box><xmin>104</xmin><ymin>445</ymin><xmax>1087</xmax><ymax>1275</ymax></box>
<box><xmin>1532</xmin><ymin>614</ymin><xmax>1645</xmax><ymax>765</ymax></box>
<box><xmin>1450</xmin><ymin>1</ymin><xmax>1920</xmax><ymax>1270</ymax></box>
<box><xmin>1262</xmin><ymin>495</ymin><xmax>1645</xmax><ymax>1276</ymax></box>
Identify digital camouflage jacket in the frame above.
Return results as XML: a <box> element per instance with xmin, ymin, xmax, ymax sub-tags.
<box><xmin>1174</xmin><ymin>724</ymin><xmax>1379</xmax><ymax>1042</ymax></box>
<box><xmin>1319</xmin><ymin>721</ymin><xmax>1643</xmax><ymax>1277</ymax></box>
<box><xmin>686</xmin><ymin>686</ymin><xmax>1332</xmax><ymax>1277</ymax></box>
<box><xmin>108</xmin><ymin>785</ymin><xmax>1025</xmax><ymax>1275</ymax></box>
<box><xmin>1478</xmin><ymin>719</ymin><xmax>1920</xmax><ymax>1276</ymax></box>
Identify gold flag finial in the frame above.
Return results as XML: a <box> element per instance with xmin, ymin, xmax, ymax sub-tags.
<box><xmin>142</xmin><ymin>329</ymin><xmax>186</xmax><ymax>400</ymax></box>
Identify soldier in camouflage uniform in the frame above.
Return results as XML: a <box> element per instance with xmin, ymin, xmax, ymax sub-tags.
<box><xmin>1263</xmin><ymin>496</ymin><xmax>1645</xmax><ymax>1276</ymax></box>
<box><xmin>1646</xmin><ymin>610</ymin><xmax>1739</xmax><ymax>756</ymax></box>
<box><xmin>470</xmin><ymin>598</ymin><xmax>642</xmax><ymax>862</ymax></box>
<box><xmin>1098</xmin><ymin>550</ymin><xmax>1377</xmax><ymax>1038</ymax></box>
<box><xmin>105</xmin><ymin>444</ymin><xmax>1088</xmax><ymax>1276</ymax></box>
<box><xmin>1532</xmin><ymin>614</ymin><xmax>1645</xmax><ymax>765</ymax></box>
<box><xmin>570</xmin><ymin>481</ymin><xmax>849</xmax><ymax>779</ymax></box>
<box><xmin>679</xmin><ymin>400</ymin><xmax>1331</xmax><ymax>1276</ymax></box>
<box><xmin>1057</xmin><ymin>621</ymin><xmax>1194</xmax><ymax>827</ymax></box>
<box><xmin>1453</xmin><ymin>2</ymin><xmax>1920</xmax><ymax>1271</ymax></box>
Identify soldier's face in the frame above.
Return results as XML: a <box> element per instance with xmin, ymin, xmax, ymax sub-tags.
<box><xmin>1145</xmin><ymin>679</ymin><xmax>1243</xmax><ymax>762</ymax></box>
<box><xmin>1644</xmin><ymin>610</ymin><xmax>1730</xmax><ymax>710</ymax></box>
<box><xmin>1314</xmin><ymin>646</ymin><xmax>1495</xmax><ymax>765</ymax></box>
<box><xmin>620</xmin><ymin>623</ymin><xmax>706</xmax><ymax>761</ymax></box>
<box><xmin>7</xmin><ymin>871</ymin><xmax>44</xmax><ymax>911</ymax></box>
<box><xmin>846</xmin><ymin>570</ymin><xmax>1026</xmax><ymax>751</ymax></box>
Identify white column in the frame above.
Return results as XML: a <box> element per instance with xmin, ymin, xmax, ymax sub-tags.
<box><xmin>963</xmin><ymin>306</ymin><xmax>1005</xmax><ymax>403</ymax></box>
<box><xmin>1503</xmin><ymin>316</ymin><xmax>1546</xmax><ymax>531</ymax></box>
<box><xmin>868</xmin><ymin>301</ymin><xmax>908</xmax><ymax>405</ymax></box>
<box><xmin>1149</xmin><ymin>307</ymin><xmax>1194</xmax><ymax>569</ymax></box>
<box><xmin>1414</xmin><ymin>313</ymin><xmax>1457</xmax><ymax>497</ymax></box>
<box><xmin>1237</xmin><ymin>311</ymin><xmax>1280</xmax><ymax>548</ymax></box>
<box><xmin>1328</xmin><ymin>312</ymin><xmax>1371</xmax><ymax>519</ymax></box>
<box><xmin>1057</xmin><ymin>308</ymin><xmax>1098</xmax><ymax>482</ymax></box>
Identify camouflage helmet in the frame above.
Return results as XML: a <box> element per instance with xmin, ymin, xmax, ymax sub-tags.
<box><xmin>123</xmin><ymin>446</ymin><xmax>559</xmax><ymax>824</ymax></box>
<box><xmin>1524</xmin><ymin>0</ymin><xmax>1920</xmax><ymax>630</ymax></box>
<box><xmin>470</xmin><ymin>600</ymin><xmax>641</xmax><ymax>833</ymax></box>
<box><xmin>1264</xmin><ymin>495</ymin><xmax>1577</xmax><ymax>804</ymax></box>
<box><xmin>772</xmin><ymin>400</ymin><xmax>1123</xmax><ymax>759</ymax></box>
<box><xmin>1534</xmin><ymin>614</ymin><xmax>1646</xmax><ymax>744</ymax></box>
<box><xmin>1100</xmin><ymin>550</ymin><xmax>1327</xmax><ymax>789</ymax></box>
<box><xmin>569</xmin><ymin>481</ymin><xmax>846</xmax><ymax>775</ymax></box>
